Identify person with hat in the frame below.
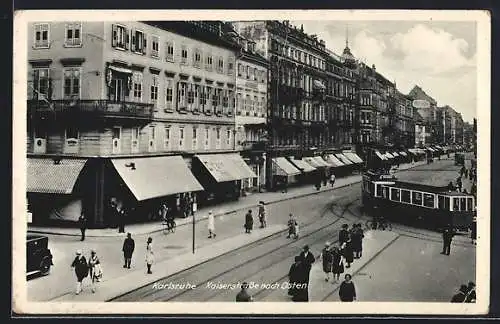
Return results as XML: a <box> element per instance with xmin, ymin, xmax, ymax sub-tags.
<box><xmin>235</xmin><ymin>282</ymin><xmax>253</xmax><ymax>302</ymax></box>
<box><xmin>71</xmin><ymin>249</ymin><xmax>88</xmax><ymax>295</ymax></box>
<box><xmin>339</xmin><ymin>224</ymin><xmax>350</xmax><ymax>246</ymax></box>
<box><xmin>451</xmin><ymin>284</ymin><xmax>468</xmax><ymax>302</ymax></box>
<box><xmin>321</xmin><ymin>242</ymin><xmax>334</xmax><ymax>282</ymax></box>
<box><xmin>471</xmin><ymin>215</ymin><xmax>477</xmax><ymax>245</ymax></box>
<box><xmin>122</xmin><ymin>233</ymin><xmax>135</xmax><ymax>269</ymax></box>
<box><xmin>331</xmin><ymin>245</ymin><xmax>344</xmax><ymax>282</ymax></box>
<box><xmin>288</xmin><ymin>255</ymin><xmax>303</xmax><ymax>298</ymax></box>
<box><xmin>339</xmin><ymin>274</ymin><xmax>357</xmax><ymax>302</ymax></box>
<box><xmin>145</xmin><ymin>237</ymin><xmax>154</xmax><ymax>274</ymax></box>
<box><xmin>78</xmin><ymin>212</ymin><xmax>87</xmax><ymax>241</ymax></box>
<box><xmin>341</xmin><ymin>239</ymin><xmax>354</xmax><ymax>269</ymax></box>
<box><xmin>465</xmin><ymin>282</ymin><xmax>476</xmax><ymax>303</ymax></box>
<box><xmin>258</xmin><ymin>201</ymin><xmax>267</xmax><ymax>228</ymax></box>
<box><xmin>244</xmin><ymin>210</ymin><xmax>254</xmax><ymax>234</ymax></box>
<box><xmin>207</xmin><ymin>211</ymin><xmax>216</xmax><ymax>239</ymax></box>
<box><xmin>287</xmin><ymin>213</ymin><xmax>299</xmax><ymax>239</ymax></box>
<box><xmin>299</xmin><ymin>245</ymin><xmax>315</xmax><ymax>283</ymax></box>
<box><xmin>88</xmin><ymin>249</ymin><xmax>102</xmax><ymax>293</ymax></box>
<box><xmin>441</xmin><ymin>224</ymin><xmax>456</xmax><ymax>256</ymax></box>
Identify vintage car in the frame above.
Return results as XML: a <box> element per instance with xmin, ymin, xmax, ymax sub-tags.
<box><xmin>26</xmin><ymin>234</ymin><xmax>53</xmax><ymax>276</ymax></box>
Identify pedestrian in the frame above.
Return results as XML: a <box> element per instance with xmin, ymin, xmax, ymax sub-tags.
<box><xmin>70</xmin><ymin>249</ymin><xmax>88</xmax><ymax>295</ymax></box>
<box><xmin>235</xmin><ymin>282</ymin><xmax>253</xmax><ymax>302</ymax></box>
<box><xmin>282</xmin><ymin>177</ymin><xmax>288</xmax><ymax>193</ymax></box>
<box><xmin>117</xmin><ymin>208</ymin><xmax>126</xmax><ymax>233</ymax></box>
<box><xmin>451</xmin><ymin>284</ymin><xmax>468</xmax><ymax>302</ymax></box>
<box><xmin>299</xmin><ymin>245</ymin><xmax>316</xmax><ymax>283</ymax></box>
<box><xmin>294</xmin><ymin>256</ymin><xmax>310</xmax><ymax>302</ymax></box>
<box><xmin>456</xmin><ymin>177</ymin><xmax>463</xmax><ymax>192</ymax></box>
<box><xmin>145</xmin><ymin>237</ymin><xmax>154</xmax><ymax>274</ymax></box>
<box><xmin>460</xmin><ymin>165</ymin><xmax>466</xmax><ymax>178</ymax></box>
<box><xmin>471</xmin><ymin>181</ymin><xmax>477</xmax><ymax>198</ymax></box>
<box><xmin>339</xmin><ymin>224</ymin><xmax>350</xmax><ymax>246</ymax></box>
<box><xmin>315</xmin><ymin>180</ymin><xmax>321</xmax><ymax>191</ymax></box>
<box><xmin>321</xmin><ymin>242</ymin><xmax>334</xmax><ymax>282</ymax></box>
<box><xmin>287</xmin><ymin>213</ymin><xmax>298</xmax><ymax>239</ymax></box>
<box><xmin>329</xmin><ymin>173</ymin><xmax>336</xmax><ymax>187</ymax></box>
<box><xmin>88</xmin><ymin>250</ymin><xmax>102</xmax><ymax>293</ymax></box>
<box><xmin>288</xmin><ymin>255</ymin><xmax>302</xmax><ymax>298</ymax></box>
<box><xmin>464</xmin><ymin>168</ymin><xmax>469</xmax><ymax>179</ymax></box>
<box><xmin>207</xmin><ymin>211</ymin><xmax>216</xmax><ymax>238</ymax></box>
<box><xmin>465</xmin><ymin>281</ymin><xmax>476</xmax><ymax>303</ymax></box>
<box><xmin>339</xmin><ymin>274</ymin><xmax>357</xmax><ymax>302</ymax></box>
<box><xmin>122</xmin><ymin>232</ymin><xmax>135</xmax><ymax>269</ymax></box>
<box><xmin>341</xmin><ymin>239</ymin><xmax>354</xmax><ymax>268</ymax></box>
<box><xmin>244</xmin><ymin>210</ymin><xmax>253</xmax><ymax>234</ymax></box>
<box><xmin>471</xmin><ymin>216</ymin><xmax>477</xmax><ymax>245</ymax></box>
<box><xmin>78</xmin><ymin>212</ymin><xmax>87</xmax><ymax>241</ymax></box>
<box><xmin>441</xmin><ymin>224</ymin><xmax>455</xmax><ymax>256</ymax></box>
<box><xmin>258</xmin><ymin>201</ymin><xmax>267</xmax><ymax>228</ymax></box>
<box><xmin>351</xmin><ymin>224</ymin><xmax>364</xmax><ymax>259</ymax></box>
<box><xmin>331</xmin><ymin>245</ymin><xmax>344</xmax><ymax>282</ymax></box>
<box><xmin>447</xmin><ymin>181</ymin><xmax>455</xmax><ymax>192</ymax></box>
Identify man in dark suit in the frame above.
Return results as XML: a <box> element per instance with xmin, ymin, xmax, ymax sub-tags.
<box><xmin>78</xmin><ymin>213</ymin><xmax>87</xmax><ymax>241</ymax></box>
<box><xmin>339</xmin><ymin>224</ymin><xmax>350</xmax><ymax>245</ymax></box>
<box><xmin>441</xmin><ymin>224</ymin><xmax>455</xmax><ymax>256</ymax></box>
<box><xmin>122</xmin><ymin>233</ymin><xmax>135</xmax><ymax>269</ymax></box>
<box><xmin>299</xmin><ymin>245</ymin><xmax>316</xmax><ymax>282</ymax></box>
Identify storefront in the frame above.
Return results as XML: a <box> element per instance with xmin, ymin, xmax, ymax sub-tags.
<box><xmin>287</xmin><ymin>157</ymin><xmax>317</xmax><ymax>185</ymax></box>
<box><xmin>192</xmin><ymin>153</ymin><xmax>257</xmax><ymax>206</ymax></box>
<box><xmin>271</xmin><ymin>157</ymin><xmax>301</xmax><ymax>191</ymax></box>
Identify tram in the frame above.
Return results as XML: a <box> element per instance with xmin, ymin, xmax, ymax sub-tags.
<box><xmin>362</xmin><ymin>170</ymin><xmax>475</xmax><ymax>231</ymax></box>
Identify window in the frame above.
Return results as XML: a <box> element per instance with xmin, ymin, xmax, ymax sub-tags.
<box><xmin>228</xmin><ymin>57</ymin><xmax>234</xmax><ymax>76</ymax></box>
<box><xmin>453</xmin><ymin>197</ymin><xmax>460</xmax><ymax>211</ymax></box>
<box><xmin>204</xmin><ymin>127</ymin><xmax>210</xmax><ymax>149</ymax></box>
<box><xmin>238</xmin><ymin>63</ymin><xmax>243</xmax><ymax>77</ymax></box>
<box><xmin>179</xmin><ymin>128</ymin><xmax>185</xmax><ymax>149</ymax></box>
<box><xmin>63</xmin><ymin>67</ymin><xmax>80</xmax><ymax>99</ymax></box>
<box><xmin>252</xmin><ymin>67</ymin><xmax>257</xmax><ymax>81</ymax></box>
<box><xmin>131</xmin><ymin>29</ymin><xmax>146</xmax><ymax>54</ymax></box>
<box><xmin>438</xmin><ymin>195</ymin><xmax>446</xmax><ymax>210</ymax></box>
<box><xmin>226</xmin><ymin>129</ymin><xmax>232</xmax><ymax>146</ymax></box>
<box><xmin>164</xmin><ymin>126</ymin><xmax>171</xmax><ymax>150</ymax></box>
<box><xmin>246</xmin><ymin>66</ymin><xmax>250</xmax><ymax>79</ymax></box>
<box><xmin>112</xmin><ymin>126</ymin><xmax>121</xmax><ymax>139</ymax></box>
<box><xmin>181</xmin><ymin>45</ymin><xmax>188</xmax><ymax>64</ymax></box>
<box><xmin>401</xmin><ymin>190</ymin><xmax>411</xmax><ymax>203</ymax></box>
<box><xmin>200</xmin><ymin>86</ymin><xmax>207</xmax><ymax>107</ymax></box>
<box><xmin>187</xmin><ymin>84</ymin><xmax>194</xmax><ymax>105</ymax></box>
<box><xmin>223</xmin><ymin>90</ymin><xmax>229</xmax><ymax>111</ymax></box>
<box><xmin>192</xmin><ymin>128</ymin><xmax>198</xmax><ymax>149</ymax></box>
<box><xmin>132</xmin><ymin>72</ymin><xmax>143</xmax><ymax>101</ymax></box>
<box><xmin>194</xmin><ymin>84</ymin><xmax>200</xmax><ymax>111</ymax></box>
<box><xmin>151</xmin><ymin>35</ymin><xmax>159</xmax><ymax>58</ymax></box>
<box><xmin>34</xmin><ymin>23</ymin><xmax>49</xmax><ymax>48</ymax></box>
<box><xmin>460</xmin><ymin>197</ymin><xmax>467</xmax><ymax>211</ymax></box>
<box><xmin>217</xmin><ymin>57</ymin><xmax>224</xmax><ymax>73</ymax></box>
<box><xmin>165</xmin><ymin>41</ymin><xmax>174</xmax><ymax>62</ymax></box>
<box><xmin>424</xmin><ymin>194</ymin><xmax>435</xmax><ymax>208</ymax></box>
<box><xmin>150</xmin><ymin>75</ymin><xmax>158</xmax><ymax>104</ymax></box>
<box><xmin>216</xmin><ymin>128</ymin><xmax>221</xmax><ymax>149</ymax></box>
<box><xmin>412</xmin><ymin>192</ymin><xmax>423</xmax><ymax>205</ymax></box>
<box><xmin>150</xmin><ymin>125</ymin><xmax>156</xmax><ymax>140</ymax></box>
<box><xmin>65</xmin><ymin>23</ymin><xmax>82</xmax><ymax>47</ymax></box>
<box><xmin>112</xmin><ymin>24</ymin><xmax>128</xmax><ymax>50</ymax></box>
<box><xmin>165</xmin><ymin>78</ymin><xmax>174</xmax><ymax>110</ymax></box>
<box><xmin>177</xmin><ymin>82</ymin><xmax>187</xmax><ymax>109</ymax></box>
<box><xmin>194</xmin><ymin>49</ymin><xmax>202</xmax><ymax>68</ymax></box>
<box><xmin>66</xmin><ymin>127</ymin><xmax>79</xmax><ymax>140</ymax></box>
<box><xmin>212</xmin><ymin>88</ymin><xmax>218</xmax><ymax>110</ymax></box>
<box><xmin>390</xmin><ymin>188</ymin><xmax>400</xmax><ymax>202</ymax></box>
<box><xmin>32</xmin><ymin>68</ymin><xmax>50</xmax><ymax>99</ymax></box>
<box><xmin>131</xmin><ymin>127</ymin><xmax>140</xmax><ymax>152</ymax></box>
<box><xmin>205</xmin><ymin>54</ymin><xmax>213</xmax><ymax>70</ymax></box>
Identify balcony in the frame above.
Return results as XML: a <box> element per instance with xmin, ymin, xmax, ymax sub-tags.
<box><xmin>241</xmin><ymin>140</ymin><xmax>267</xmax><ymax>152</ymax></box>
<box><xmin>28</xmin><ymin>99</ymin><xmax>155</xmax><ymax>123</ymax></box>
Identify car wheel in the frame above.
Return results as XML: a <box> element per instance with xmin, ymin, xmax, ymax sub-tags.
<box><xmin>39</xmin><ymin>257</ymin><xmax>51</xmax><ymax>275</ymax></box>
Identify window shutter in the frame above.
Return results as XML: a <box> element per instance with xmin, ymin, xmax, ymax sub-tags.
<box><xmin>124</xmin><ymin>29</ymin><xmax>129</xmax><ymax>50</ymax></box>
<box><xmin>130</xmin><ymin>29</ymin><xmax>136</xmax><ymax>52</ymax></box>
<box><xmin>111</xmin><ymin>24</ymin><xmax>117</xmax><ymax>47</ymax></box>
<box><xmin>142</xmin><ymin>33</ymin><xmax>147</xmax><ymax>54</ymax></box>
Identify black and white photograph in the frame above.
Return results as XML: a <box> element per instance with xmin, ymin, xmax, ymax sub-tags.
<box><xmin>12</xmin><ymin>9</ymin><xmax>490</xmax><ymax>315</ymax></box>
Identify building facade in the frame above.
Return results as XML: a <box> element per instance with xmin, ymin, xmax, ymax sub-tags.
<box><xmin>408</xmin><ymin>85</ymin><xmax>439</xmax><ymax>145</ymax></box>
<box><xmin>27</xmin><ymin>20</ymin><xmax>258</xmax><ymax>227</ymax></box>
<box><xmin>234</xmin><ymin>36</ymin><xmax>268</xmax><ymax>192</ymax></box>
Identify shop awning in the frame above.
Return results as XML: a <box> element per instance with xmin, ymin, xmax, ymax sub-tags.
<box><xmin>112</xmin><ymin>156</ymin><xmax>203</xmax><ymax>201</ymax></box>
<box><xmin>288</xmin><ymin>157</ymin><xmax>317</xmax><ymax>173</ymax></box>
<box><xmin>27</xmin><ymin>158</ymin><xmax>87</xmax><ymax>194</ymax></box>
<box><xmin>335</xmin><ymin>153</ymin><xmax>353</xmax><ymax>165</ymax></box>
<box><xmin>374</xmin><ymin>150</ymin><xmax>388</xmax><ymax>160</ymax></box>
<box><xmin>399</xmin><ymin>151</ymin><xmax>408</xmax><ymax>157</ymax></box>
<box><xmin>304</xmin><ymin>157</ymin><xmax>323</xmax><ymax>168</ymax></box>
<box><xmin>272</xmin><ymin>157</ymin><xmax>301</xmax><ymax>176</ymax></box>
<box><xmin>195</xmin><ymin>153</ymin><xmax>257</xmax><ymax>183</ymax></box>
<box><xmin>385</xmin><ymin>152</ymin><xmax>394</xmax><ymax>159</ymax></box>
<box><xmin>426</xmin><ymin>147</ymin><xmax>435</xmax><ymax>152</ymax></box>
<box><xmin>109</xmin><ymin>65</ymin><xmax>133</xmax><ymax>74</ymax></box>
<box><xmin>343</xmin><ymin>152</ymin><xmax>364</xmax><ymax>164</ymax></box>
<box><xmin>313</xmin><ymin>156</ymin><xmax>332</xmax><ymax>167</ymax></box>
<box><xmin>326</xmin><ymin>154</ymin><xmax>345</xmax><ymax>167</ymax></box>
<box><xmin>392</xmin><ymin>152</ymin><xmax>400</xmax><ymax>157</ymax></box>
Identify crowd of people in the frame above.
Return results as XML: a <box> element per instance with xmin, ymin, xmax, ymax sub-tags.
<box><xmin>451</xmin><ymin>281</ymin><xmax>476</xmax><ymax>303</ymax></box>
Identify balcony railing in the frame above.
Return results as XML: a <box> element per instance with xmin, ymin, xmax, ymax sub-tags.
<box><xmin>28</xmin><ymin>99</ymin><xmax>155</xmax><ymax>119</ymax></box>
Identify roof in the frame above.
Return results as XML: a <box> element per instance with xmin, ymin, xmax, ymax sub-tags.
<box><xmin>195</xmin><ymin>153</ymin><xmax>257</xmax><ymax>183</ymax></box>
<box><xmin>27</xmin><ymin>158</ymin><xmax>87</xmax><ymax>194</ymax></box>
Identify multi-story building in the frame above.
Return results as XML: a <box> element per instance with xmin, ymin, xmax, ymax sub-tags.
<box><xmin>27</xmin><ymin>20</ymin><xmax>257</xmax><ymax>228</ymax></box>
<box><xmin>414</xmin><ymin>111</ymin><xmax>427</xmax><ymax>147</ymax></box>
<box><xmin>408</xmin><ymin>85</ymin><xmax>439</xmax><ymax>145</ymax></box>
<box><xmin>232</xmin><ymin>21</ymin><xmax>330</xmax><ymax>190</ymax></box>
<box><xmin>392</xmin><ymin>91</ymin><xmax>415</xmax><ymax>148</ymax></box>
<box><xmin>436</xmin><ymin>105</ymin><xmax>465</xmax><ymax>145</ymax></box>
<box><xmin>234</xmin><ymin>35</ymin><xmax>268</xmax><ymax>192</ymax></box>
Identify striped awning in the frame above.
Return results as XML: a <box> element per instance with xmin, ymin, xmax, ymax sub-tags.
<box><xmin>304</xmin><ymin>157</ymin><xmax>324</xmax><ymax>168</ymax></box>
<box><xmin>335</xmin><ymin>153</ymin><xmax>353</xmax><ymax>165</ymax></box>
<box><xmin>399</xmin><ymin>151</ymin><xmax>408</xmax><ymax>156</ymax></box>
<box><xmin>272</xmin><ymin>157</ymin><xmax>301</xmax><ymax>176</ymax></box>
<box><xmin>343</xmin><ymin>152</ymin><xmax>364</xmax><ymax>164</ymax></box>
<box><xmin>27</xmin><ymin>158</ymin><xmax>87</xmax><ymax>194</ymax></box>
<box><xmin>288</xmin><ymin>157</ymin><xmax>316</xmax><ymax>173</ymax></box>
<box><xmin>326</xmin><ymin>154</ymin><xmax>345</xmax><ymax>167</ymax></box>
<box><xmin>195</xmin><ymin>153</ymin><xmax>257</xmax><ymax>183</ymax></box>
<box><xmin>374</xmin><ymin>150</ymin><xmax>388</xmax><ymax>160</ymax></box>
<box><xmin>385</xmin><ymin>152</ymin><xmax>394</xmax><ymax>159</ymax></box>
<box><xmin>313</xmin><ymin>156</ymin><xmax>332</xmax><ymax>167</ymax></box>
<box><xmin>392</xmin><ymin>152</ymin><xmax>400</xmax><ymax>157</ymax></box>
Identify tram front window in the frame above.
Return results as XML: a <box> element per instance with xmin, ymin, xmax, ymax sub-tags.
<box><xmin>460</xmin><ymin>198</ymin><xmax>467</xmax><ymax>211</ymax></box>
<box><xmin>401</xmin><ymin>190</ymin><xmax>411</xmax><ymax>203</ymax></box>
<box><xmin>412</xmin><ymin>192</ymin><xmax>423</xmax><ymax>205</ymax></box>
<box><xmin>453</xmin><ymin>198</ymin><xmax>460</xmax><ymax>211</ymax></box>
<box><xmin>424</xmin><ymin>194</ymin><xmax>435</xmax><ymax>208</ymax></box>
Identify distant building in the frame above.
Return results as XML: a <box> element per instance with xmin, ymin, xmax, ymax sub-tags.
<box><xmin>414</xmin><ymin>111</ymin><xmax>426</xmax><ymax>147</ymax></box>
<box><xmin>408</xmin><ymin>85</ymin><xmax>438</xmax><ymax>145</ymax></box>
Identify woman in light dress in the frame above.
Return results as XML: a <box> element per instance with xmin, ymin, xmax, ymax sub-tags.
<box><xmin>88</xmin><ymin>249</ymin><xmax>102</xmax><ymax>293</ymax></box>
<box><xmin>145</xmin><ymin>237</ymin><xmax>154</xmax><ymax>274</ymax></box>
<box><xmin>208</xmin><ymin>211</ymin><xmax>216</xmax><ymax>238</ymax></box>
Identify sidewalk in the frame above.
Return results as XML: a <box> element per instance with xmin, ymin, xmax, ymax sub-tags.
<box><xmin>28</xmin><ymin>160</ymin><xmax>428</xmax><ymax>238</ymax></box>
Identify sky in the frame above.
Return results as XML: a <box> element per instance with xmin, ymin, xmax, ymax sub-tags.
<box><xmin>291</xmin><ymin>20</ymin><xmax>477</xmax><ymax>123</ymax></box>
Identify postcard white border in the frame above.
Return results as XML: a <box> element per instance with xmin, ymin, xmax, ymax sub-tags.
<box><xmin>12</xmin><ymin>9</ymin><xmax>491</xmax><ymax>315</ymax></box>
